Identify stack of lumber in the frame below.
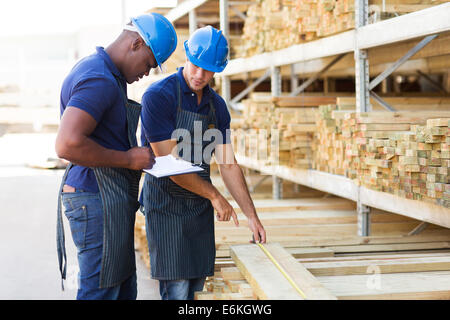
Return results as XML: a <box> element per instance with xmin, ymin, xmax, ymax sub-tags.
<box><xmin>193</xmin><ymin>195</ymin><xmax>450</xmax><ymax>300</ymax></box>
<box><xmin>311</xmin><ymin>106</ymin><xmax>450</xmax><ymax>208</ymax></box>
<box><xmin>201</xmin><ymin>244</ymin><xmax>450</xmax><ymax>300</ymax></box>
<box><xmin>311</xmin><ymin>104</ymin><xmax>347</xmax><ymax>175</ymax></box>
<box><xmin>232</xmin><ymin>95</ymin><xmax>338</xmax><ymax>167</ymax></box>
<box><xmin>237</xmin><ymin>0</ymin><xmax>355</xmax><ymax>57</ymax></box>
<box><xmin>274</xmin><ymin>97</ymin><xmax>336</xmax><ymax>168</ymax></box>
<box><xmin>236</xmin><ymin>0</ymin><xmax>448</xmax><ymax>58</ymax></box>
<box><xmin>236</xmin><ymin>95</ymin><xmax>272</xmax><ymax>163</ymax></box>
<box><xmin>233</xmin><ymin>94</ymin><xmax>450</xmax><ymax>209</ymax></box>
<box><xmin>213</xmin><ymin>196</ymin><xmax>450</xmax><ymax>254</ymax></box>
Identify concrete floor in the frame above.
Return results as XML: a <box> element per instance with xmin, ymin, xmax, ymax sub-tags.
<box><xmin>0</xmin><ymin>167</ymin><xmax>160</xmax><ymax>300</ymax></box>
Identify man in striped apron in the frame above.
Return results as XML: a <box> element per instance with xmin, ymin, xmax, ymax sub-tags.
<box><xmin>140</xmin><ymin>26</ymin><xmax>267</xmax><ymax>300</ymax></box>
<box><xmin>55</xmin><ymin>13</ymin><xmax>177</xmax><ymax>300</ymax></box>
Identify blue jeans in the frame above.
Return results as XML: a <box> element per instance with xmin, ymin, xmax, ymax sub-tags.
<box><xmin>62</xmin><ymin>189</ymin><xmax>137</xmax><ymax>300</ymax></box>
<box><xmin>159</xmin><ymin>278</ymin><xmax>206</xmax><ymax>300</ymax></box>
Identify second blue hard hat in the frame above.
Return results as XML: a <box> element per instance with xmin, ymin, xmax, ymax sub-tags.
<box><xmin>184</xmin><ymin>26</ymin><xmax>229</xmax><ymax>73</ymax></box>
<box><xmin>131</xmin><ymin>13</ymin><xmax>177</xmax><ymax>71</ymax></box>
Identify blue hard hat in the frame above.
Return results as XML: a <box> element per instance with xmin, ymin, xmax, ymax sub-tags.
<box><xmin>184</xmin><ymin>26</ymin><xmax>229</xmax><ymax>73</ymax></box>
<box><xmin>131</xmin><ymin>13</ymin><xmax>177</xmax><ymax>71</ymax></box>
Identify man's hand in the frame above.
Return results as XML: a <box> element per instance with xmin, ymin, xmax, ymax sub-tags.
<box><xmin>126</xmin><ymin>146</ymin><xmax>156</xmax><ymax>170</ymax></box>
<box><xmin>210</xmin><ymin>193</ymin><xmax>239</xmax><ymax>227</ymax></box>
<box><xmin>248</xmin><ymin>216</ymin><xmax>266</xmax><ymax>244</ymax></box>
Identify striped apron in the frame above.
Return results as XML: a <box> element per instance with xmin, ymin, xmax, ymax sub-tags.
<box><xmin>141</xmin><ymin>78</ymin><xmax>217</xmax><ymax>280</ymax></box>
<box><xmin>57</xmin><ymin>76</ymin><xmax>142</xmax><ymax>289</ymax></box>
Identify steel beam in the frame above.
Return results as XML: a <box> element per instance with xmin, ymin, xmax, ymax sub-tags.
<box><xmin>230</xmin><ymin>6</ymin><xmax>247</xmax><ymax>21</ymax></box>
<box><xmin>165</xmin><ymin>0</ymin><xmax>208</xmax><ymax>22</ymax></box>
<box><xmin>369</xmin><ymin>34</ymin><xmax>438</xmax><ymax>91</ymax></box>
<box><xmin>370</xmin><ymin>91</ymin><xmax>396</xmax><ymax>112</ymax></box>
<box><xmin>230</xmin><ymin>69</ymin><xmax>271</xmax><ymax>107</ymax></box>
<box><xmin>271</xmin><ymin>65</ymin><xmax>282</xmax><ymax>200</ymax></box>
<box><xmin>289</xmin><ymin>54</ymin><xmax>346</xmax><ymax>96</ymax></box>
<box><xmin>416</xmin><ymin>70</ymin><xmax>448</xmax><ymax>94</ymax></box>
<box><xmin>220</xmin><ymin>0</ymin><xmax>231</xmax><ymax>111</ymax></box>
<box><xmin>355</xmin><ymin>0</ymin><xmax>371</xmax><ymax>235</ymax></box>
<box><xmin>189</xmin><ymin>10</ymin><xmax>197</xmax><ymax>35</ymax></box>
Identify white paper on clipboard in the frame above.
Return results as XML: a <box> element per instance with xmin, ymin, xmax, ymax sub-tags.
<box><xmin>143</xmin><ymin>154</ymin><xmax>204</xmax><ymax>178</ymax></box>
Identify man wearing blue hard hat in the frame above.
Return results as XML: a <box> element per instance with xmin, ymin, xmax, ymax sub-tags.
<box><xmin>140</xmin><ymin>26</ymin><xmax>266</xmax><ymax>300</ymax></box>
<box><xmin>55</xmin><ymin>13</ymin><xmax>177</xmax><ymax>300</ymax></box>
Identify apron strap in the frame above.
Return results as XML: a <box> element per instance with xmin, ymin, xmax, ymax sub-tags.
<box><xmin>112</xmin><ymin>74</ymin><xmax>141</xmax><ymax>148</ymax></box>
<box><xmin>56</xmin><ymin>163</ymin><xmax>73</xmax><ymax>291</ymax></box>
<box><xmin>176</xmin><ymin>78</ymin><xmax>182</xmax><ymax>112</ymax></box>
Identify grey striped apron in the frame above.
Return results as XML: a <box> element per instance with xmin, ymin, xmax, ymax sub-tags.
<box><xmin>141</xmin><ymin>78</ymin><xmax>217</xmax><ymax>280</ymax></box>
<box><xmin>57</xmin><ymin>76</ymin><xmax>142</xmax><ymax>289</ymax></box>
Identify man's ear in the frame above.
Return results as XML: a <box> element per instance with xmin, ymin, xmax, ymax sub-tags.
<box><xmin>131</xmin><ymin>37</ymin><xmax>144</xmax><ymax>51</ymax></box>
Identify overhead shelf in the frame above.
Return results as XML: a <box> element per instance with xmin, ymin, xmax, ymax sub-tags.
<box><xmin>222</xmin><ymin>2</ymin><xmax>450</xmax><ymax>76</ymax></box>
<box><xmin>235</xmin><ymin>154</ymin><xmax>450</xmax><ymax>229</ymax></box>
<box><xmin>165</xmin><ymin>0</ymin><xmax>209</xmax><ymax>22</ymax></box>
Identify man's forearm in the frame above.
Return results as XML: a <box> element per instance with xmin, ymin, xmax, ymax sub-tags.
<box><xmin>219</xmin><ymin>163</ymin><xmax>257</xmax><ymax>218</ymax></box>
<box><xmin>56</xmin><ymin>135</ymin><xmax>129</xmax><ymax>168</ymax></box>
<box><xmin>170</xmin><ymin>173</ymin><xmax>220</xmax><ymax>200</ymax></box>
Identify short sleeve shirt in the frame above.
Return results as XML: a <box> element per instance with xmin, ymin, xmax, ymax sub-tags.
<box><xmin>60</xmin><ymin>47</ymin><xmax>129</xmax><ymax>192</ymax></box>
<box><xmin>140</xmin><ymin>67</ymin><xmax>231</xmax><ymax>146</ymax></box>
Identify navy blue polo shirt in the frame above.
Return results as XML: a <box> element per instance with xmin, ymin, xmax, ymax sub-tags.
<box><xmin>60</xmin><ymin>47</ymin><xmax>129</xmax><ymax>192</ymax></box>
<box><xmin>140</xmin><ymin>67</ymin><xmax>231</xmax><ymax>146</ymax></box>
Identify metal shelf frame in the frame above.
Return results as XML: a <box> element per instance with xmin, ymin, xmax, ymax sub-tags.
<box><xmin>164</xmin><ymin>0</ymin><xmax>450</xmax><ymax>234</ymax></box>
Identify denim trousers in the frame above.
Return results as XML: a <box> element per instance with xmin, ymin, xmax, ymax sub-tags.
<box><xmin>159</xmin><ymin>277</ymin><xmax>206</xmax><ymax>300</ymax></box>
<box><xmin>62</xmin><ymin>189</ymin><xmax>137</xmax><ymax>300</ymax></box>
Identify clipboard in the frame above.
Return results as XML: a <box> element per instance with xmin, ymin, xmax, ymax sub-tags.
<box><xmin>143</xmin><ymin>154</ymin><xmax>204</xmax><ymax>178</ymax></box>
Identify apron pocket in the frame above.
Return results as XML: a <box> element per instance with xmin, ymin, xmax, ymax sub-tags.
<box><xmin>64</xmin><ymin>205</ymin><xmax>87</xmax><ymax>249</ymax></box>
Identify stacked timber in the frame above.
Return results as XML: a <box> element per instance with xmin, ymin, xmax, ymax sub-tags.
<box><xmin>237</xmin><ymin>0</ymin><xmax>356</xmax><ymax>57</ymax></box>
<box><xmin>235</xmin><ymin>94</ymin><xmax>273</xmax><ymax>163</ymax></box>
<box><xmin>311</xmin><ymin>104</ymin><xmax>347</xmax><ymax>175</ymax></box>
<box><xmin>311</xmin><ymin>106</ymin><xmax>450</xmax><ymax>209</ymax></box>
<box><xmin>235</xmin><ymin>0</ymin><xmax>447</xmax><ymax>58</ymax></box>
<box><xmin>232</xmin><ymin>95</ymin><xmax>337</xmax><ymax>167</ymax></box>
<box><xmin>193</xmin><ymin>195</ymin><xmax>450</xmax><ymax>300</ymax></box>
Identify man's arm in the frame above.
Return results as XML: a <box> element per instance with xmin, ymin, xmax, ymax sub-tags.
<box><xmin>55</xmin><ymin>107</ymin><xmax>154</xmax><ymax>170</ymax></box>
<box><xmin>215</xmin><ymin>143</ymin><xmax>266</xmax><ymax>243</ymax></box>
<box><xmin>150</xmin><ymin>139</ymin><xmax>239</xmax><ymax>225</ymax></box>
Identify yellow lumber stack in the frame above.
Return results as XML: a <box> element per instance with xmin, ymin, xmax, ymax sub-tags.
<box><xmin>235</xmin><ymin>0</ymin><xmax>446</xmax><ymax>58</ymax></box>
<box><xmin>311</xmin><ymin>107</ymin><xmax>450</xmax><ymax>209</ymax></box>
<box><xmin>311</xmin><ymin>105</ymin><xmax>346</xmax><ymax>175</ymax></box>
<box><xmin>232</xmin><ymin>95</ymin><xmax>328</xmax><ymax>167</ymax></box>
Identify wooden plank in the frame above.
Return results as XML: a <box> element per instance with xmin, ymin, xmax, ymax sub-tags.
<box><xmin>317</xmin><ymin>271</ymin><xmax>450</xmax><ymax>300</ymax></box>
<box><xmin>351</xmin><ymin>111</ymin><xmax>450</xmax><ymax>124</ymax></box>
<box><xmin>215</xmin><ymin>222</ymin><xmax>442</xmax><ymax>240</ymax></box>
<box><xmin>230</xmin><ymin>197</ymin><xmax>356</xmax><ymax>213</ymax></box>
<box><xmin>298</xmin><ymin>252</ymin><xmax>450</xmax><ymax>264</ymax></box>
<box><xmin>287</xmin><ymin>247</ymin><xmax>335</xmax><ymax>259</ymax></box>
<box><xmin>216</xmin><ymin>232</ymin><xmax>450</xmax><ymax>251</ymax></box>
<box><xmin>303</xmin><ymin>256</ymin><xmax>450</xmax><ymax>276</ymax></box>
<box><xmin>327</xmin><ymin>241</ymin><xmax>450</xmax><ymax>254</ymax></box>
<box><xmin>260</xmin><ymin>243</ymin><xmax>337</xmax><ymax>300</ymax></box>
<box><xmin>221</xmin><ymin>267</ymin><xmax>245</xmax><ymax>281</ymax></box>
<box><xmin>230</xmin><ymin>244</ymin><xmax>305</xmax><ymax>300</ymax></box>
<box><xmin>230</xmin><ymin>243</ymin><xmax>337</xmax><ymax>300</ymax></box>
<box><xmin>272</xmin><ymin>96</ymin><xmax>337</xmax><ymax>107</ymax></box>
<box><xmin>216</xmin><ymin>210</ymin><xmax>357</xmax><ymax>227</ymax></box>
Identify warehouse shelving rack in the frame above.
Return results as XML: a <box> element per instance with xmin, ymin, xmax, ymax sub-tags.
<box><xmin>163</xmin><ymin>0</ymin><xmax>450</xmax><ymax>234</ymax></box>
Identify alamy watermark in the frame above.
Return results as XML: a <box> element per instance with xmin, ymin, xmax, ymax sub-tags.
<box><xmin>168</xmin><ymin>121</ymin><xmax>279</xmax><ymax>165</ymax></box>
